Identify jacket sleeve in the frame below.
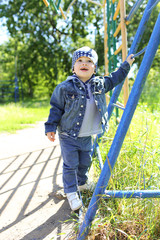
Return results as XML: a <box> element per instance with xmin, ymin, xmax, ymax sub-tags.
<box><xmin>44</xmin><ymin>84</ymin><xmax>65</xmax><ymax>134</ymax></box>
<box><xmin>104</xmin><ymin>61</ymin><xmax>130</xmax><ymax>93</ymax></box>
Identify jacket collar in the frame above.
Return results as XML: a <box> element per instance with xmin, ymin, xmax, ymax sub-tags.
<box><xmin>66</xmin><ymin>74</ymin><xmax>95</xmax><ymax>84</ymax></box>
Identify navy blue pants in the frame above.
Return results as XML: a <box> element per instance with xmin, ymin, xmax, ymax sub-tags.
<box><xmin>59</xmin><ymin>134</ymin><xmax>92</xmax><ymax>193</ymax></box>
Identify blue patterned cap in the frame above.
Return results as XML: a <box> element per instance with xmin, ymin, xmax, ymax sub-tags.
<box><xmin>72</xmin><ymin>46</ymin><xmax>98</xmax><ymax>72</ymax></box>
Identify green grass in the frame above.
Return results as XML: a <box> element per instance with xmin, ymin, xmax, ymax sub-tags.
<box><xmin>78</xmin><ymin>105</ymin><xmax>160</xmax><ymax>239</ymax></box>
<box><xmin>0</xmin><ymin>99</ymin><xmax>50</xmax><ymax>133</ymax></box>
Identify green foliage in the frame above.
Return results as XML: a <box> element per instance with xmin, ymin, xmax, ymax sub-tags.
<box><xmin>0</xmin><ymin>1</ymin><xmax>159</xmax><ymax>109</ymax></box>
<box><xmin>0</xmin><ymin>40</ymin><xmax>15</xmax><ymax>80</ymax></box>
<box><xmin>0</xmin><ymin>0</ymin><xmax>103</xmax><ymax>98</ymax></box>
<box><xmin>140</xmin><ymin>63</ymin><xmax>160</xmax><ymax>112</ymax></box>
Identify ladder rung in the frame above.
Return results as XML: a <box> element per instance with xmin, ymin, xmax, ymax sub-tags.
<box><xmin>113</xmin><ymin>22</ymin><xmax>121</xmax><ymax>37</ymax></box>
<box><xmin>59</xmin><ymin>6</ymin><xmax>67</xmax><ymax>20</ymax></box>
<box><xmin>112</xmin><ymin>103</ymin><xmax>125</xmax><ymax>110</ymax></box>
<box><xmin>104</xmin><ymin>190</ymin><xmax>160</xmax><ymax>198</ymax></box>
<box><xmin>114</xmin><ymin>44</ymin><xmax>122</xmax><ymax>55</ymax></box>
<box><xmin>113</xmin><ymin>0</ymin><xmax>120</xmax><ymax>20</ymax></box>
<box><xmin>108</xmin><ymin>55</ymin><xmax>115</xmax><ymax>61</ymax></box>
<box><xmin>43</xmin><ymin>0</ymin><xmax>49</xmax><ymax>7</ymax></box>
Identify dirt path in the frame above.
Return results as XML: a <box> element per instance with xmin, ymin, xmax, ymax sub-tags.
<box><xmin>0</xmin><ymin>122</ymin><xmax>75</xmax><ymax>240</ymax></box>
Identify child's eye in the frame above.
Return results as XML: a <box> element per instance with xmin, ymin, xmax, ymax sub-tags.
<box><xmin>88</xmin><ymin>60</ymin><xmax>92</xmax><ymax>63</ymax></box>
<box><xmin>77</xmin><ymin>59</ymin><xmax>82</xmax><ymax>62</ymax></box>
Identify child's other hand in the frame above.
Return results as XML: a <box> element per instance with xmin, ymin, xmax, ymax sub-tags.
<box><xmin>47</xmin><ymin>132</ymin><xmax>56</xmax><ymax>142</ymax></box>
<box><xmin>126</xmin><ymin>54</ymin><xmax>135</xmax><ymax>66</ymax></box>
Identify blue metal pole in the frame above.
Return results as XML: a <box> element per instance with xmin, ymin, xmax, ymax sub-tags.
<box><xmin>91</xmin><ymin>131</ymin><xmax>104</xmax><ymax>157</ymax></box>
<box><xmin>107</xmin><ymin>0</ymin><xmax>157</xmax><ymax>120</ymax></box>
<box><xmin>96</xmin><ymin>146</ymin><xmax>104</xmax><ymax>170</ymax></box>
<box><xmin>91</xmin><ymin>0</ymin><xmax>156</xmax><ymax>155</ymax></box>
<box><xmin>105</xmin><ymin>190</ymin><xmax>160</xmax><ymax>198</ymax></box>
<box><xmin>77</xmin><ymin>13</ymin><xmax>160</xmax><ymax>240</ymax></box>
<box><xmin>147</xmin><ymin>0</ymin><xmax>160</xmax><ymax>13</ymax></box>
<box><xmin>14</xmin><ymin>76</ymin><xmax>19</xmax><ymax>103</ymax></box>
<box><xmin>125</xmin><ymin>0</ymin><xmax>145</xmax><ymax>22</ymax></box>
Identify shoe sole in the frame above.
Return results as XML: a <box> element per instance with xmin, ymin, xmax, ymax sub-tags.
<box><xmin>71</xmin><ymin>203</ymin><xmax>82</xmax><ymax>211</ymax></box>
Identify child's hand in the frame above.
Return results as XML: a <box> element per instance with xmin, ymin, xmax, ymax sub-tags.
<box><xmin>126</xmin><ymin>54</ymin><xmax>135</xmax><ymax>66</ymax></box>
<box><xmin>47</xmin><ymin>132</ymin><xmax>56</xmax><ymax>142</ymax></box>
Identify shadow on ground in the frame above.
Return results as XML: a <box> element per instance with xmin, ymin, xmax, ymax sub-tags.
<box><xmin>0</xmin><ymin>144</ymin><xmax>76</xmax><ymax>240</ymax></box>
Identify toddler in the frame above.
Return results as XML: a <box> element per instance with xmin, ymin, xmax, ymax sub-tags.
<box><xmin>45</xmin><ymin>46</ymin><xmax>134</xmax><ymax>211</ymax></box>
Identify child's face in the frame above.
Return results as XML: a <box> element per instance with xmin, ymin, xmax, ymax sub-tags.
<box><xmin>73</xmin><ymin>56</ymin><xmax>95</xmax><ymax>82</ymax></box>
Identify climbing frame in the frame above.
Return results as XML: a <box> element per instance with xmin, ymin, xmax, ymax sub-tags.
<box><xmin>42</xmin><ymin>0</ymin><xmax>66</xmax><ymax>19</ymax></box>
<box><xmin>77</xmin><ymin>1</ymin><xmax>160</xmax><ymax>239</ymax></box>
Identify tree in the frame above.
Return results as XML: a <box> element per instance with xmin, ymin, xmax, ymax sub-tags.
<box><xmin>0</xmin><ymin>0</ymin><xmax>103</xmax><ymax>98</ymax></box>
<box><xmin>0</xmin><ymin>0</ymin><xmax>159</xmax><ymax>99</ymax></box>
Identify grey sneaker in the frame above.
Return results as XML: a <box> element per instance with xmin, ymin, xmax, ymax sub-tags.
<box><xmin>78</xmin><ymin>183</ymin><xmax>88</xmax><ymax>191</ymax></box>
<box><xmin>66</xmin><ymin>192</ymin><xmax>82</xmax><ymax>211</ymax></box>
<box><xmin>78</xmin><ymin>181</ymin><xmax>96</xmax><ymax>191</ymax></box>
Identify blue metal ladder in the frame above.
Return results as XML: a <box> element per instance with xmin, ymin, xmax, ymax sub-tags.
<box><xmin>77</xmin><ymin>0</ymin><xmax>160</xmax><ymax>239</ymax></box>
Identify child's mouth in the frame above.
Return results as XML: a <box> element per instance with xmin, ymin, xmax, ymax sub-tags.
<box><xmin>80</xmin><ymin>68</ymin><xmax>88</xmax><ymax>71</ymax></box>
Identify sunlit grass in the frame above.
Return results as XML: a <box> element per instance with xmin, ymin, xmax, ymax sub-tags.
<box><xmin>0</xmin><ymin>99</ymin><xmax>50</xmax><ymax>133</ymax></box>
<box><xmin>81</xmin><ymin>105</ymin><xmax>160</xmax><ymax>239</ymax></box>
